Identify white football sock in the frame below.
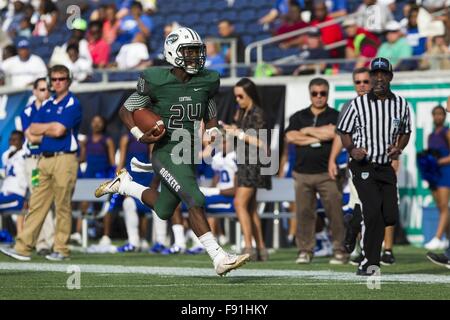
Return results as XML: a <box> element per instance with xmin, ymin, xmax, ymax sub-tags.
<box><xmin>172</xmin><ymin>224</ymin><xmax>186</xmax><ymax>249</ymax></box>
<box><xmin>188</xmin><ymin>229</ymin><xmax>204</xmax><ymax>248</ymax></box>
<box><xmin>152</xmin><ymin>211</ymin><xmax>167</xmax><ymax>245</ymax></box>
<box><xmin>120</xmin><ymin>179</ymin><xmax>147</xmax><ymax>203</ymax></box>
<box><xmin>123</xmin><ymin>197</ymin><xmax>140</xmax><ymax>247</ymax></box>
<box><xmin>199</xmin><ymin>232</ymin><xmax>225</xmax><ymax>266</ymax></box>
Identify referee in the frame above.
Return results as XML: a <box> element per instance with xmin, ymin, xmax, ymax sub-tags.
<box><xmin>337</xmin><ymin>57</ymin><xmax>412</xmax><ymax>275</ymax></box>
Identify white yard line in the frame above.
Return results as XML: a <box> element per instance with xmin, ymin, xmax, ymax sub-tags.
<box><xmin>1</xmin><ymin>262</ymin><xmax>450</xmax><ymax>284</ymax></box>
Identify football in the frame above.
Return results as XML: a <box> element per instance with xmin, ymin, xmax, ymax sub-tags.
<box><xmin>133</xmin><ymin>108</ymin><xmax>165</xmax><ymax>136</ymax></box>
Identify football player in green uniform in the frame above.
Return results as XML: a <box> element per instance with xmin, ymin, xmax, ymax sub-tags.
<box><xmin>95</xmin><ymin>27</ymin><xmax>250</xmax><ymax>276</ymax></box>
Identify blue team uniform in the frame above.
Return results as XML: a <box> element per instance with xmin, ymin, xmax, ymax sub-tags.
<box><xmin>84</xmin><ymin>135</ymin><xmax>114</xmax><ymax>179</ymax></box>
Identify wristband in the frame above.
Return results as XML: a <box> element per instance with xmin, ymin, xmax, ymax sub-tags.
<box><xmin>130</xmin><ymin>126</ymin><xmax>144</xmax><ymax>141</ymax></box>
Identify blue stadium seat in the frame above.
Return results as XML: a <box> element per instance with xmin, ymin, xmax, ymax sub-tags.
<box><xmin>183</xmin><ymin>13</ymin><xmax>201</xmax><ymax>25</ymax></box>
<box><xmin>202</xmin><ymin>12</ymin><xmax>219</xmax><ymax>24</ymax></box>
<box><xmin>219</xmin><ymin>10</ymin><xmax>237</xmax><ymax>22</ymax></box>
<box><xmin>152</xmin><ymin>15</ymin><xmax>165</xmax><ymax>27</ymax></box>
<box><xmin>238</xmin><ymin>9</ymin><xmax>257</xmax><ymax>21</ymax></box>
<box><xmin>233</xmin><ymin>22</ymin><xmax>246</xmax><ymax>34</ymax></box>
<box><xmin>194</xmin><ymin>25</ymin><xmax>207</xmax><ymax>36</ymax></box>
<box><xmin>231</xmin><ymin>0</ymin><xmax>251</xmax><ymax>10</ymax></box>
<box><xmin>166</xmin><ymin>13</ymin><xmax>182</xmax><ymax>23</ymax></box>
<box><xmin>194</xmin><ymin>0</ymin><xmax>212</xmax><ymax>11</ymax></box>
<box><xmin>215</xmin><ymin>0</ymin><xmax>229</xmax><ymax>10</ymax></box>
<box><xmin>242</xmin><ymin>35</ymin><xmax>253</xmax><ymax>46</ymax></box>
<box><xmin>243</xmin><ymin>23</ymin><xmax>264</xmax><ymax>36</ymax></box>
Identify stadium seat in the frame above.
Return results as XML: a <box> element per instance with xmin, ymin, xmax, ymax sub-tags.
<box><xmin>202</xmin><ymin>12</ymin><xmax>219</xmax><ymax>24</ymax></box>
<box><xmin>238</xmin><ymin>9</ymin><xmax>257</xmax><ymax>21</ymax></box>
<box><xmin>219</xmin><ymin>10</ymin><xmax>238</xmax><ymax>22</ymax></box>
<box><xmin>194</xmin><ymin>0</ymin><xmax>212</xmax><ymax>11</ymax></box>
<box><xmin>215</xmin><ymin>0</ymin><xmax>229</xmax><ymax>10</ymax></box>
<box><xmin>233</xmin><ymin>22</ymin><xmax>246</xmax><ymax>34</ymax></box>
<box><xmin>194</xmin><ymin>25</ymin><xmax>207</xmax><ymax>36</ymax></box>
<box><xmin>183</xmin><ymin>13</ymin><xmax>201</xmax><ymax>25</ymax></box>
<box><xmin>231</xmin><ymin>0</ymin><xmax>251</xmax><ymax>10</ymax></box>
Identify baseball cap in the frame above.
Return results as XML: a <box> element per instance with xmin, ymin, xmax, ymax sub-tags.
<box><xmin>370</xmin><ymin>57</ymin><xmax>393</xmax><ymax>74</ymax></box>
<box><xmin>385</xmin><ymin>20</ymin><xmax>401</xmax><ymax>32</ymax></box>
<box><xmin>16</xmin><ymin>38</ymin><xmax>30</xmax><ymax>49</ymax></box>
<box><xmin>307</xmin><ymin>28</ymin><xmax>321</xmax><ymax>37</ymax></box>
<box><xmin>342</xmin><ymin>18</ymin><xmax>357</xmax><ymax>28</ymax></box>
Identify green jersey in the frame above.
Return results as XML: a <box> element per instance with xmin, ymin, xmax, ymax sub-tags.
<box><xmin>136</xmin><ymin>67</ymin><xmax>220</xmax><ymax>151</ymax></box>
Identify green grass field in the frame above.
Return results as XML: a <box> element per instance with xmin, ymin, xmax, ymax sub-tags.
<box><xmin>1</xmin><ymin>245</ymin><xmax>449</xmax><ymax>300</ymax></box>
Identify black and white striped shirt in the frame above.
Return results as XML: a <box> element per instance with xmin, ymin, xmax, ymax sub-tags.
<box><xmin>337</xmin><ymin>90</ymin><xmax>412</xmax><ymax>164</ymax></box>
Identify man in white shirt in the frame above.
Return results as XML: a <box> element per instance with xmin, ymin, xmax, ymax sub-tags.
<box><xmin>66</xmin><ymin>44</ymin><xmax>92</xmax><ymax>83</ymax></box>
<box><xmin>1</xmin><ymin>38</ymin><xmax>47</xmax><ymax>87</ymax></box>
<box><xmin>115</xmin><ymin>32</ymin><xmax>150</xmax><ymax>69</ymax></box>
<box><xmin>0</xmin><ymin>131</ymin><xmax>27</xmax><ymax>213</ymax></box>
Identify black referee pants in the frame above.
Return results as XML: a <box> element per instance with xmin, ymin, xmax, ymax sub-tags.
<box><xmin>349</xmin><ymin>160</ymin><xmax>398</xmax><ymax>270</ymax></box>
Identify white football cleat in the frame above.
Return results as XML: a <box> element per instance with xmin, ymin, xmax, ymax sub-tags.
<box><xmin>424</xmin><ymin>237</ymin><xmax>448</xmax><ymax>250</ymax></box>
<box><xmin>215</xmin><ymin>253</ymin><xmax>250</xmax><ymax>276</ymax></box>
<box><xmin>95</xmin><ymin>168</ymin><xmax>131</xmax><ymax>198</ymax></box>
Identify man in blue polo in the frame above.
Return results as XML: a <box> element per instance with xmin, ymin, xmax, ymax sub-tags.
<box><xmin>1</xmin><ymin>65</ymin><xmax>82</xmax><ymax>261</ymax></box>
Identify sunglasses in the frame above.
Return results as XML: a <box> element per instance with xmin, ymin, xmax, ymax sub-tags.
<box><xmin>311</xmin><ymin>91</ymin><xmax>328</xmax><ymax>97</ymax></box>
<box><xmin>354</xmin><ymin>80</ymin><xmax>370</xmax><ymax>85</ymax></box>
<box><xmin>51</xmin><ymin>77</ymin><xmax>68</xmax><ymax>82</ymax></box>
<box><xmin>235</xmin><ymin>94</ymin><xmax>244</xmax><ymax>99</ymax></box>
<box><xmin>38</xmin><ymin>88</ymin><xmax>48</xmax><ymax>92</ymax></box>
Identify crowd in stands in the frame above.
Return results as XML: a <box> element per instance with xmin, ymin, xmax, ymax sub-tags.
<box><xmin>0</xmin><ymin>0</ymin><xmax>447</xmax><ymax>86</ymax></box>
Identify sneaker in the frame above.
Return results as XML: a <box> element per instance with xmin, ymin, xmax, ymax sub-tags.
<box><xmin>215</xmin><ymin>253</ymin><xmax>250</xmax><ymax>276</ymax></box>
<box><xmin>380</xmin><ymin>250</ymin><xmax>395</xmax><ymax>266</ymax></box>
<box><xmin>95</xmin><ymin>168</ymin><xmax>131</xmax><ymax>198</ymax></box>
<box><xmin>185</xmin><ymin>246</ymin><xmax>205</xmax><ymax>255</ymax></box>
<box><xmin>426</xmin><ymin>252</ymin><xmax>450</xmax><ymax>268</ymax></box>
<box><xmin>45</xmin><ymin>252</ymin><xmax>70</xmax><ymax>261</ymax></box>
<box><xmin>344</xmin><ymin>214</ymin><xmax>360</xmax><ymax>254</ymax></box>
<box><xmin>350</xmin><ymin>253</ymin><xmax>364</xmax><ymax>266</ymax></box>
<box><xmin>117</xmin><ymin>243</ymin><xmax>139</xmax><ymax>253</ymax></box>
<box><xmin>0</xmin><ymin>248</ymin><xmax>31</xmax><ymax>261</ymax></box>
<box><xmin>295</xmin><ymin>251</ymin><xmax>312</xmax><ymax>264</ymax></box>
<box><xmin>314</xmin><ymin>239</ymin><xmax>333</xmax><ymax>257</ymax></box>
<box><xmin>149</xmin><ymin>242</ymin><xmax>166</xmax><ymax>254</ymax></box>
<box><xmin>70</xmin><ymin>232</ymin><xmax>82</xmax><ymax>245</ymax></box>
<box><xmin>424</xmin><ymin>237</ymin><xmax>448</xmax><ymax>250</ymax></box>
<box><xmin>140</xmin><ymin>239</ymin><xmax>150</xmax><ymax>251</ymax></box>
<box><xmin>98</xmin><ymin>235</ymin><xmax>112</xmax><ymax>246</ymax></box>
<box><xmin>37</xmin><ymin>248</ymin><xmax>51</xmax><ymax>257</ymax></box>
<box><xmin>161</xmin><ymin>245</ymin><xmax>184</xmax><ymax>255</ymax></box>
<box><xmin>329</xmin><ymin>251</ymin><xmax>349</xmax><ymax>265</ymax></box>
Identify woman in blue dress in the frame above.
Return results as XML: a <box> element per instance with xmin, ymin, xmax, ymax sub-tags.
<box><xmin>425</xmin><ymin>105</ymin><xmax>450</xmax><ymax>250</ymax></box>
<box><xmin>72</xmin><ymin>115</ymin><xmax>115</xmax><ymax>244</ymax></box>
